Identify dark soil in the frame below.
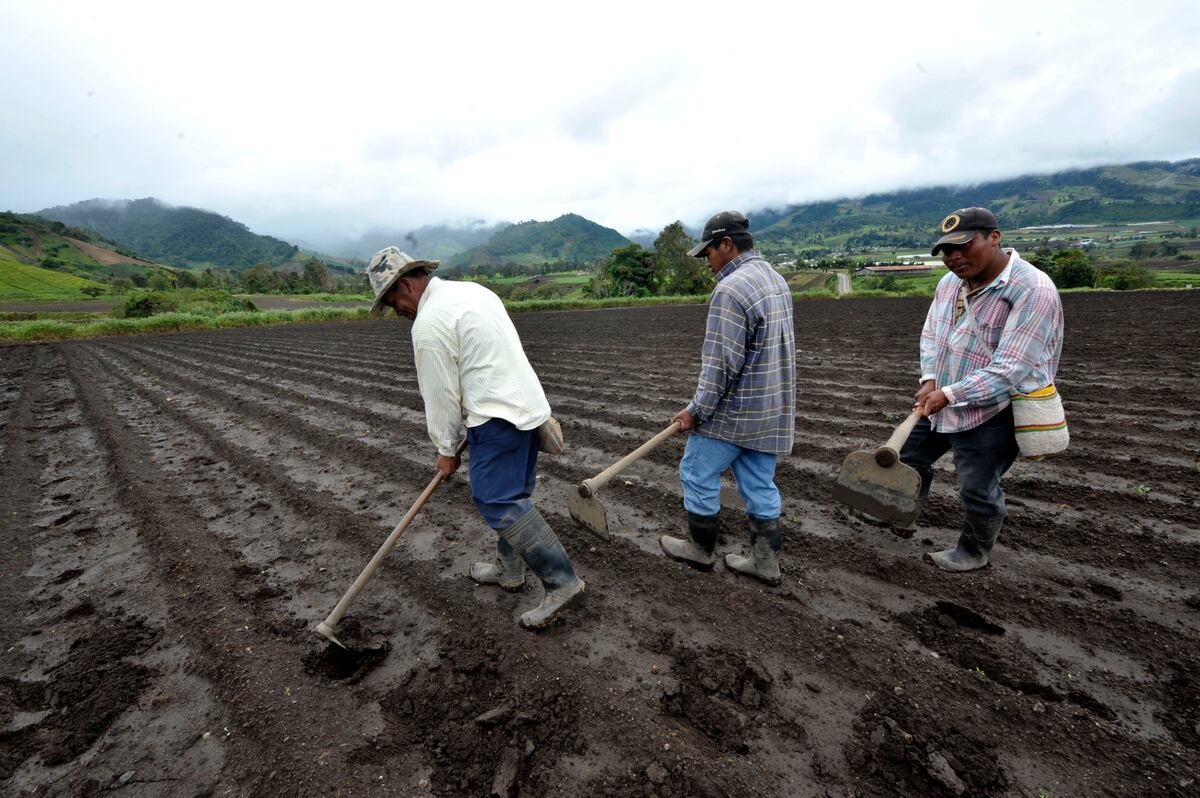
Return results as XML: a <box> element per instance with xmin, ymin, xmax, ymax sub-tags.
<box><xmin>1</xmin><ymin>290</ymin><xmax>1198</xmax><ymax>795</ymax></box>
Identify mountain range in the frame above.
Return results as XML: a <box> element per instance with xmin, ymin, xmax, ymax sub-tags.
<box><xmin>23</xmin><ymin>157</ymin><xmax>1200</xmax><ymax>278</ymax></box>
<box><xmin>751</xmin><ymin>159</ymin><xmax>1200</xmax><ymax>254</ymax></box>
<box><xmin>37</xmin><ymin>198</ymin><xmax>300</xmax><ymax>270</ymax></box>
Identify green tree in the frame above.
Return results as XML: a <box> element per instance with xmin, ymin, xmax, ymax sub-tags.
<box><xmin>656</xmin><ymin>221</ymin><xmax>710</xmax><ymax>295</ymax></box>
<box><xmin>148</xmin><ymin>271</ymin><xmax>173</xmax><ymax>290</ymax></box>
<box><xmin>1048</xmin><ymin>249</ymin><xmax>1096</xmax><ymax>289</ymax></box>
<box><xmin>1097</xmin><ymin>261</ymin><xmax>1155</xmax><ymax>290</ymax></box>
<box><xmin>302</xmin><ymin>260</ymin><xmax>328</xmax><ymax>293</ymax></box>
<box><xmin>586</xmin><ymin>244</ymin><xmax>661</xmax><ymax>298</ymax></box>
<box><xmin>240</xmin><ymin>261</ymin><xmax>276</xmax><ymax>293</ymax></box>
<box><xmin>1128</xmin><ymin>241</ymin><xmax>1153</xmax><ymax>259</ymax></box>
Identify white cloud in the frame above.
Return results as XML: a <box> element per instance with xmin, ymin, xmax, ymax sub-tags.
<box><xmin>1</xmin><ymin>0</ymin><xmax>1196</xmax><ymax>249</ymax></box>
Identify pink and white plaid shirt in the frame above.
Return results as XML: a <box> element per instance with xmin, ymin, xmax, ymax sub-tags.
<box><xmin>919</xmin><ymin>249</ymin><xmax>1064</xmax><ymax>433</ymax></box>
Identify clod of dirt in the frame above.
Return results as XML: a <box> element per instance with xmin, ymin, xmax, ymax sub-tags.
<box><xmin>847</xmin><ymin>700</ymin><xmax>1008</xmax><ymax>796</ymax></box>
<box><xmin>474</xmin><ymin>706</ymin><xmax>513</xmax><ymax>726</ymax></box>
<box><xmin>51</xmin><ymin>568</ymin><xmax>85</xmax><ymax>585</ymax></box>
<box><xmin>304</xmin><ymin>642</ymin><xmax>390</xmax><ymax>683</ymax></box>
<box><xmin>933</xmin><ymin>601</ymin><xmax>1006</xmax><ymax>635</ymax></box>
<box><xmin>59</xmin><ymin>599</ymin><xmax>96</xmax><ymax>621</ymax></box>
<box><xmin>1087</xmin><ymin>580</ymin><xmax>1124</xmax><ymax>601</ymax></box>
<box><xmin>489</xmin><ymin>746</ymin><xmax>521</xmax><ymax>797</ymax></box>
<box><xmin>661</xmin><ymin>644</ymin><xmax>774</xmax><ymax>752</ymax></box>
<box><xmin>926</xmin><ymin>751</ymin><xmax>966</xmax><ymax>795</ymax></box>
<box><xmin>1184</xmin><ymin>594</ymin><xmax>1200</xmax><ymax>611</ymax></box>
<box><xmin>367</xmin><ymin>629</ymin><xmax>585</xmax><ymax>796</ymax></box>
<box><xmin>1067</xmin><ymin>691</ymin><xmax>1117</xmax><ymax>721</ymax></box>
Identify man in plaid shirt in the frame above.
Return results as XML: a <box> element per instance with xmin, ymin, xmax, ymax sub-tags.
<box><xmin>904</xmin><ymin>207</ymin><xmax>1063</xmax><ymax>572</ymax></box>
<box><xmin>659</xmin><ymin>211</ymin><xmax>796</xmax><ymax>585</ymax></box>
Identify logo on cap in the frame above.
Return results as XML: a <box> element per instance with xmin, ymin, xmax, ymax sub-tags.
<box><xmin>940</xmin><ymin>214</ymin><xmax>961</xmax><ymax>233</ymax></box>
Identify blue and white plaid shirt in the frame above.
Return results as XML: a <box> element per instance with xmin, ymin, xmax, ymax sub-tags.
<box><xmin>686</xmin><ymin>251</ymin><xmax>796</xmax><ymax>454</ymax></box>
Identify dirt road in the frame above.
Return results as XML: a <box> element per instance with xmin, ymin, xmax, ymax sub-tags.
<box><xmin>2</xmin><ymin>292</ymin><xmax>1197</xmax><ymax>796</ymax></box>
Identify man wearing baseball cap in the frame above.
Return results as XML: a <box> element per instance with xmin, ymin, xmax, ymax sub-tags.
<box><xmin>899</xmin><ymin>208</ymin><xmax>1063</xmax><ymax>571</ymax></box>
<box><xmin>367</xmin><ymin>247</ymin><xmax>584</xmax><ymax>629</ymax></box>
<box><xmin>660</xmin><ymin>212</ymin><xmax>796</xmax><ymax>585</ymax></box>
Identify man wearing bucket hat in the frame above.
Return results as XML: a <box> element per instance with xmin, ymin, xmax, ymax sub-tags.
<box><xmin>901</xmin><ymin>207</ymin><xmax>1063</xmax><ymax>571</ymax></box>
<box><xmin>366</xmin><ymin>246</ymin><xmax>585</xmax><ymax>629</ymax></box>
<box><xmin>659</xmin><ymin>211</ymin><xmax>796</xmax><ymax>586</ymax></box>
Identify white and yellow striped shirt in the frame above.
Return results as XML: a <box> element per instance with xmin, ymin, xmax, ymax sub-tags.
<box><xmin>412</xmin><ymin>277</ymin><xmax>551</xmax><ymax>456</ymax></box>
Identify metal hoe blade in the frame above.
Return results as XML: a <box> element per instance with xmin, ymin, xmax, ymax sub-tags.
<box><xmin>568</xmin><ymin>485</ymin><xmax>609</xmax><ymax>537</ymax></box>
<box><xmin>832</xmin><ymin>450</ymin><xmax>924</xmax><ymax>527</ymax></box>
<box><xmin>315</xmin><ymin>621</ymin><xmax>347</xmax><ymax>650</ymax></box>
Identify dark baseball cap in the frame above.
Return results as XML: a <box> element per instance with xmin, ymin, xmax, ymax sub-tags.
<box><xmin>687</xmin><ymin>210</ymin><xmax>750</xmax><ymax>257</ymax></box>
<box><xmin>931</xmin><ymin>207</ymin><xmax>999</xmax><ymax>255</ymax></box>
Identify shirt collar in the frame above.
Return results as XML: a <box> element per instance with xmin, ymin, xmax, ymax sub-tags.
<box><xmin>965</xmin><ymin>247</ymin><xmax>1018</xmax><ymax>295</ymax></box>
<box><xmin>416</xmin><ymin>275</ymin><xmax>440</xmax><ymax>315</ymax></box>
<box><xmin>715</xmin><ymin>249</ymin><xmax>760</xmax><ymax>282</ymax></box>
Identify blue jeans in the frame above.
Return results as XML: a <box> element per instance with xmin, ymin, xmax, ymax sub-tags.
<box><xmin>899</xmin><ymin>405</ymin><xmax>1019</xmax><ymax>518</ymax></box>
<box><xmin>466</xmin><ymin>418</ymin><xmax>540</xmax><ymax>530</ymax></box>
<box><xmin>679</xmin><ymin>433</ymin><xmax>781</xmax><ymax>519</ymax></box>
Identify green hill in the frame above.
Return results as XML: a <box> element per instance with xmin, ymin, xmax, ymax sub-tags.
<box><xmin>0</xmin><ymin>211</ymin><xmax>177</xmax><ymax>291</ymax></box>
<box><xmin>37</xmin><ymin>198</ymin><xmax>299</xmax><ymax>270</ymax></box>
<box><xmin>447</xmin><ymin>213</ymin><xmax>631</xmax><ymax>270</ymax></box>
<box><xmin>752</xmin><ymin>158</ymin><xmax>1200</xmax><ymax>254</ymax></box>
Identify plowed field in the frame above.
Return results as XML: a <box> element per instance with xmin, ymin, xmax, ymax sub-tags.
<box><xmin>2</xmin><ymin>291</ymin><xmax>1198</xmax><ymax>796</ymax></box>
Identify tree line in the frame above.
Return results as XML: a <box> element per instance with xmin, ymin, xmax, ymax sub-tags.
<box><xmin>584</xmin><ymin>222</ymin><xmax>714</xmax><ymax>298</ymax></box>
<box><xmin>103</xmin><ymin>260</ymin><xmax>368</xmax><ymax>295</ymax></box>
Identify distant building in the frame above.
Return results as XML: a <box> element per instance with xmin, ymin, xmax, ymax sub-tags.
<box><xmin>855</xmin><ymin>264</ymin><xmax>933</xmax><ymax>277</ymax></box>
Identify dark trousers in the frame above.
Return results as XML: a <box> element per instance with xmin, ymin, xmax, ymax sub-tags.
<box><xmin>466</xmin><ymin>418</ymin><xmax>540</xmax><ymax>530</ymax></box>
<box><xmin>900</xmin><ymin>405</ymin><xmax>1019</xmax><ymax>518</ymax></box>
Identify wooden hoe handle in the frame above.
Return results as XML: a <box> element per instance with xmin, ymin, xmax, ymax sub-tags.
<box><xmin>579</xmin><ymin>422</ymin><xmax>682</xmax><ymax>498</ymax></box>
<box><xmin>318</xmin><ymin>440</ymin><xmax>466</xmax><ymax>636</ymax></box>
<box><xmin>875</xmin><ymin>410</ymin><xmax>922</xmax><ymax>468</ymax></box>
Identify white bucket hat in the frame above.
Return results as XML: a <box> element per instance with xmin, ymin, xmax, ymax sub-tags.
<box><xmin>367</xmin><ymin>246</ymin><xmax>439</xmax><ymax>317</ymax></box>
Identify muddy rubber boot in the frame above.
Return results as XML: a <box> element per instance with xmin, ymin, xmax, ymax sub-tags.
<box><xmin>469</xmin><ymin>537</ymin><xmax>526</xmax><ymax>593</ymax></box>
<box><xmin>725</xmin><ymin>516</ymin><xmax>782</xmax><ymax>586</ymax></box>
<box><xmin>659</xmin><ymin>512</ymin><xmax>720</xmax><ymax>570</ymax></box>
<box><xmin>500</xmin><ymin>509</ymin><xmax>585</xmax><ymax>630</ymax></box>
<box><xmin>926</xmin><ymin>512</ymin><xmax>1004</xmax><ymax>572</ymax></box>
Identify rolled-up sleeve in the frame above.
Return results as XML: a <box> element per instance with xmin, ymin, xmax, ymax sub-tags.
<box><xmin>414</xmin><ymin>345</ymin><xmax>465</xmax><ymax>456</ymax></box>
<box><xmin>919</xmin><ymin>301</ymin><xmax>939</xmax><ymax>382</ymax></box>
<box><xmin>687</xmin><ymin>289</ymin><xmax>748</xmax><ymax>423</ymax></box>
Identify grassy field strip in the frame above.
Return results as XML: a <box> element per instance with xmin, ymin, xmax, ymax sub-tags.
<box><xmin>0</xmin><ymin>258</ymin><xmax>108</xmax><ymax>299</ymax></box>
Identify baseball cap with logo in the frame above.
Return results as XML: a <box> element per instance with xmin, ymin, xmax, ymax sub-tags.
<box><xmin>687</xmin><ymin>211</ymin><xmax>750</xmax><ymax>257</ymax></box>
<box><xmin>366</xmin><ymin>246</ymin><xmax>439</xmax><ymax>317</ymax></box>
<box><xmin>931</xmin><ymin>207</ymin><xmax>1000</xmax><ymax>255</ymax></box>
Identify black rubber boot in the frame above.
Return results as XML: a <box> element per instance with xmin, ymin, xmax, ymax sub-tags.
<box><xmin>926</xmin><ymin>512</ymin><xmax>1004</xmax><ymax>572</ymax></box>
<box><xmin>470</xmin><ymin>537</ymin><xmax>526</xmax><ymax>592</ymax></box>
<box><xmin>659</xmin><ymin>512</ymin><xmax>720</xmax><ymax>570</ymax></box>
<box><xmin>500</xmin><ymin>509</ymin><xmax>585</xmax><ymax>630</ymax></box>
<box><xmin>725</xmin><ymin>516</ymin><xmax>782</xmax><ymax>586</ymax></box>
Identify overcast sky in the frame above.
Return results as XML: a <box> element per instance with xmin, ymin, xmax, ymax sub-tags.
<box><xmin>2</xmin><ymin>0</ymin><xmax>1197</xmax><ymax>249</ymax></box>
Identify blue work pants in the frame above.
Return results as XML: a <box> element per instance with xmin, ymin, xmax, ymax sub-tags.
<box><xmin>466</xmin><ymin>418</ymin><xmax>540</xmax><ymax>530</ymax></box>
<box><xmin>679</xmin><ymin>433</ymin><xmax>781</xmax><ymax>520</ymax></box>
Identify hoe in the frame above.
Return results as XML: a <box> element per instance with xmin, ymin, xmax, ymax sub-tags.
<box><xmin>568</xmin><ymin>422</ymin><xmax>681</xmax><ymax>536</ymax></box>
<box><xmin>315</xmin><ymin>440</ymin><xmax>466</xmax><ymax>649</ymax></box>
<box><xmin>832</xmin><ymin>409</ymin><xmax>924</xmax><ymax>528</ymax></box>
